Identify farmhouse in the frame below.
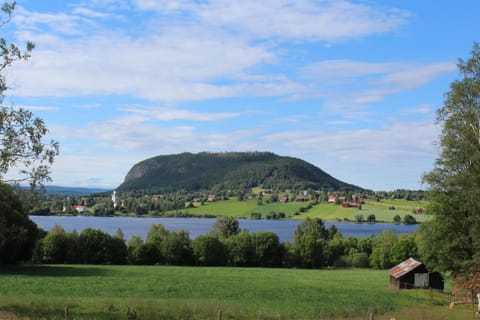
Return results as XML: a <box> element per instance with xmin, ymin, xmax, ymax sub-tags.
<box><xmin>72</xmin><ymin>205</ymin><xmax>87</xmax><ymax>214</ymax></box>
<box><xmin>295</xmin><ymin>196</ymin><xmax>309</xmax><ymax>202</ymax></box>
<box><xmin>327</xmin><ymin>195</ymin><xmax>336</xmax><ymax>203</ymax></box>
<box><xmin>389</xmin><ymin>258</ymin><xmax>444</xmax><ymax>290</ymax></box>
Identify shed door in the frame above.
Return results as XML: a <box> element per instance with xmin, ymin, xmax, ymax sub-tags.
<box><xmin>414</xmin><ymin>273</ymin><xmax>429</xmax><ymax>287</ymax></box>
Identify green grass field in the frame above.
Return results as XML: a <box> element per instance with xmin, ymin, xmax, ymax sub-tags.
<box><xmin>178</xmin><ymin>198</ymin><xmax>431</xmax><ymax>223</ymax></box>
<box><xmin>178</xmin><ymin>199</ymin><xmax>309</xmax><ymax>218</ymax></box>
<box><xmin>0</xmin><ymin>264</ymin><xmax>471</xmax><ymax>320</ymax></box>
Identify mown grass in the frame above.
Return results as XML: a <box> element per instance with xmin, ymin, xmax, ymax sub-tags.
<box><xmin>0</xmin><ymin>264</ymin><xmax>469</xmax><ymax>319</ymax></box>
<box><xmin>173</xmin><ymin>197</ymin><xmax>431</xmax><ymax>223</ymax></box>
<box><xmin>291</xmin><ymin>202</ymin><xmax>430</xmax><ymax>223</ymax></box>
<box><xmin>181</xmin><ymin>199</ymin><xmax>308</xmax><ymax>218</ymax></box>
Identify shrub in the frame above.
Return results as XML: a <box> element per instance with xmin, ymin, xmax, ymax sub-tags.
<box><xmin>403</xmin><ymin>214</ymin><xmax>417</xmax><ymax>225</ymax></box>
<box><xmin>354</xmin><ymin>214</ymin><xmax>364</xmax><ymax>223</ymax></box>
<box><xmin>393</xmin><ymin>215</ymin><xmax>401</xmax><ymax>224</ymax></box>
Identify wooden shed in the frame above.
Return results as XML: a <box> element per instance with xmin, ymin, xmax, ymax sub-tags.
<box><xmin>389</xmin><ymin>258</ymin><xmax>444</xmax><ymax>290</ymax></box>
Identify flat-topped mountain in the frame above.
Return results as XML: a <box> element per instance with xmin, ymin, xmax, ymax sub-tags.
<box><xmin>117</xmin><ymin>151</ymin><xmax>362</xmax><ymax>193</ymax></box>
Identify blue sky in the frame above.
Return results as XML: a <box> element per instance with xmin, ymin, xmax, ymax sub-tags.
<box><xmin>3</xmin><ymin>0</ymin><xmax>479</xmax><ymax>190</ymax></box>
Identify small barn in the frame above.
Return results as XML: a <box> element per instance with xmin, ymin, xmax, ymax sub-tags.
<box><xmin>389</xmin><ymin>258</ymin><xmax>444</xmax><ymax>290</ymax></box>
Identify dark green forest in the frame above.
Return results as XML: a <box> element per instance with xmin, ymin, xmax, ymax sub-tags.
<box><xmin>117</xmin><ymin>152</ymin><xmax>362</xmax><ymax>194</ymax></box>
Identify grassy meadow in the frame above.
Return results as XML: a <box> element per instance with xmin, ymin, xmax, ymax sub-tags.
<box><xmin>176</xmin><ymin>197</ymin><xmax>430</xmax><ymax>223</ymax></box>
<box><xmin>0</xmin><ymin>264</ymin><xmax>470</xmax><ymax>320</ymax></box>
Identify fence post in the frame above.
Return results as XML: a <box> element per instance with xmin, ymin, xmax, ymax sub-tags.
<box><xmin>65</xmin><ymin>305</ymin><xmax>69</xmax><ymax>320</ymax></box>
<box><xmin>471</xmin><ymin>290</ymin><xmax>475</xmax><ymax>319</ymax></box>
<box><xmin>369</xmin><ymin>312</ymin><xmax>374</xmax><ymax>320</ymax></box>
<box><xmin>430</xmin><ymin>287</ymin><xmax>433</xmax><ymax>308</ymax></box>
<box><xmin>218</xmin><ymin>309</ymin><xmax>222</xmax><ymax>320</ymax></box>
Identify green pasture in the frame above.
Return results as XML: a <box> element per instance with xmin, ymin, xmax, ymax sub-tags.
<box><xmin>178</xmin><ymin>199</ymin><xmax>308</xmax><ymax>218</ymax></box>
<box><xmin>0</xmin><ymin>265</ymin><xmax>466</xmax><ymax>319</ymax></box>
<box><xmin>170</xmin><ymin>197</ymin><xmax>431</xmax><ymax>223</ymax></box>
<box><xmin>295</xmin><ymin>203</ymin><xmax>430</xmax><ymax>223</ymax></box>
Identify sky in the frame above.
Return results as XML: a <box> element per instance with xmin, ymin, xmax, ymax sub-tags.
<box><xmin>2</xmin><ymin>0</ymin><xmax>479</xmax><ymax>191</ymax></box>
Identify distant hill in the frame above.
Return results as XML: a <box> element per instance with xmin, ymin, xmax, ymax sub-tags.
<box><xmin>117</xmin><ymin>152</ymin><xmax>363</xmax><ymax>193</ymax></box>
<box><xmin>43</xmin><ymin>186</ymin><xmax>111</xmax><ymax>196</ymax></box>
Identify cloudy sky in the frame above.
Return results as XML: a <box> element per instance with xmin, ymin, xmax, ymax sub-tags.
<box><xmin>3</xmin><ymin>0</ymin><xmax>479</xmax><ymax>191</ymax></box>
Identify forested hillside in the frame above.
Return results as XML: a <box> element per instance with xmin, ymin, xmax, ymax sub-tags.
<box><xmin>117</xmin><ymin>152</ymin><xmax>362</xmax><ymax>194</ymax></box>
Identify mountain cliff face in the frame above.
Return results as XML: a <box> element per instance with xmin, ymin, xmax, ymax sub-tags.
<box><xmin>117</xmin><ymin>151</ymin><xmax>362</xmax><ymax>193</ymax></box>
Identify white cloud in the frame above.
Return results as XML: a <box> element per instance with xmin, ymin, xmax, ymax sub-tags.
<box><xmin>262</xmin><ymin>120</ymin><xmax>439</xmax><ymax>162</ymax></box>
<box><xmin>21</xmin><ymin>105</ymin><xmax>59</xmax><ymax>111</ymax></box>
<box><xmin>121</xmin><ymin>106</ymin><xmax>241</xmax><ymax>122</ymax></box>
<box><xmin>14</xmin><ymin>6</ymin><xmax>87</xmax><ymax>36</ymax></box>
<box><xmin>134</xmin><ymin>0</ymin><xmax>410</xmax><ymax>42</ymax></box>
<box><xmin>299</xmin><ymin>59</ymin><xmax>455</xmax><ymax>116</ymax></box>
<box><xmin>378</xmin><ymin>62</ymin><xmax>456</xmax><ymax>92</ymax></box>
<box><xmin>10</xmin><ymin>25</ymin><xmax>296</xmax><ymax>100</ymax></box>
<box><xmin>72</xmin><ymin>7</ymin><xmax>116</xmax><ymax>19</ymax></box>
<box><xmin>7</xmin><ymin>1</ymin><xmax>413</xmax><ymax>103</ymax></box>
<box><xmin>50</xmin><ymin>154</ymin><xmax>133</xmax><ymax>187</ymax></box>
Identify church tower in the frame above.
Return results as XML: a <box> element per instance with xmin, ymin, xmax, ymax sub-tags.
<box><xmin>112</xmin><ymin>190</ymin><xmax>119</xmax><ymax>208</ymax></box>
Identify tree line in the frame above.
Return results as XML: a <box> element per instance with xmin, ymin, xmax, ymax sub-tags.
<box><xmin>33</xmin><ymin>216</ymin><xmax>418</xmax><ymax>269</ymax></box>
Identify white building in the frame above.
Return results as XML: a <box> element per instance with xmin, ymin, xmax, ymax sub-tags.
<box><xmin>112</xmin><ymin>190</ymin><xmax>119</xmax><ymax>208</ymax></box>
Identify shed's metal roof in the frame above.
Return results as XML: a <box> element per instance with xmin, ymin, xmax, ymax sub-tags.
<box><xmin>388</xmin><ymin>258</ymin><xmax>423</xmax><ymax>279</ymax></box>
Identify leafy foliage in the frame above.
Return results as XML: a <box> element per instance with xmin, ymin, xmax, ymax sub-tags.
<box><xmin>210</xmin><ymin>216</ymin><xmax>240</xmax><ymax>238</ymax></box>
<box><xmin>419</xmin><ymin>42</ymin><xmax>480</xmax><ymax>276</ymax></box>
<box><xmin>0</xmin><ymin>183</ymin><xmax>38</xmax><ymax>263</ymax></box>
<box><xmin>0</xmin><ymin>2</ymin><xmax>58</xmax><ymax>188</ymax></box>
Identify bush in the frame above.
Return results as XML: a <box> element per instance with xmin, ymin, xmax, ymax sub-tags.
<box><xmin>250</xmin><ymin>212</ymin><xmax>262</xmax><ymax>220</ymax></box>
<box><xmin>354</xmin><ymin>214</ymin><xmax>364</xmax><ymax>223</ymax></box>
<box><xmin>393</xmin><ymin>215</ymin><xmax>401</xmax><ymax>224</ymax></box>
<box><xmin>350</xmin><ymin>252</ymin><xmax>370</xmax><ymax>268</ymax></box>
<box><xmin>403</xmin><ymin>214</ymin><xmax>417</xmax><ymax>225</ymax></box>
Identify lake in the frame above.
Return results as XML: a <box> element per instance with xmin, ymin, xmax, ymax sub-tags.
<box><xmin>30</xmin><ymin>216</ymin><xmax>419</xmax><ymax>242</ymax></box>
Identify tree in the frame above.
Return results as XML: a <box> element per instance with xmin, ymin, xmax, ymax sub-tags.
<box><xmin>0</xmin><ymin>183</ymin><xmax>38</xmax><ymax>263</ymax></box>
<box><xmin>78</xmin><ymin>228</ymin><xmax>124</xmax><ymax>264</ymax></box>
<box><xmin>223</xmin><ymin>230</ymin><xmax>254</xmax><ymax>266</ymax></box>
<box><xmin>127</xmin><ymin>235</ymin><xmax>161</xmax><ymax>265</ymax></box>
<box><xmin>419</xmin><ymin>43</ymin><xmax>480</xmax><ymax>277</ymax></box>
<box><xmin>390</xmin><ymin>234</ymin><xmax>418</xmax><ymax>266</ymax></box>
<box><xmin>161</xmin><ymin>230</ymin><xmax>193</xmax><ymax>265</ymax></box>
<box><xmin>39</xmin><ymin>225</ymin><xmax>69</xmax><ymax>263</ymax></box>
<box><xmin>293</xmin><ymin>218</ymin><xmax>328</xmax><ymax>244</ymax></box>
<box><xmin>0</xmin><ymin>2</ymin><xmax>59</xmax><ymax>188</ymax></box>
<box><xmin>251</xmin><ymin>231</ymin><xmax>282</xmax><ymax>267</ymax></box>
<box><xmin>393</xmin><ymin>214</ymin><xmax>401</xmax><ymax>224</ymax></box>
<box><xmin>369</xmin><ymin>230</ymin><xmax>397</xmax><ymax>269</ymax></box>
<box><xmin>293</xmin><ymin>218</ymin><xmax>330</xmax><ymax>268</ymax></box>
<box><xmin>210</xmin><ymin>216</ymin><xmax>240</xmax><ymax>238</ymax></box>
<box><xmin>192</xmin><ymin>235</ymin><xmax>225</xmax><ymax>266</ymax></box>
<box><xmin>402</xmin><ymin>214</ymin><xmax>416</xmax><ymax>225</ymax></box>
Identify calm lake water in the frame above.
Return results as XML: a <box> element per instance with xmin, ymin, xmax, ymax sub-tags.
<box><xmin>30</xmin><ymin>216</ymin><xmax>419</xmax><ymax>242</ymax></box>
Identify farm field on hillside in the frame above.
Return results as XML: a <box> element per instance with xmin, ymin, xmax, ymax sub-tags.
<box><xmin>294</xmin><ymin>204</ymin><xmax>430</xmax><ymax>223</ymax></box>
<box><xmin>169</xmin><ymin>197</ymin><xmax>430</xmax><ymax>223</ymax></box>
<box><xmin>0</xmin><ymin>265</ymin><xmax>468</xmax><ymax>320</ymax></box>
<box><xmin>176</xmin><ymin>199</ymin><xmax>309</xmax><ymax>218</ymax></box>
